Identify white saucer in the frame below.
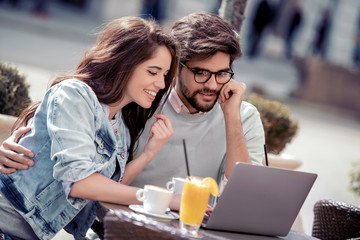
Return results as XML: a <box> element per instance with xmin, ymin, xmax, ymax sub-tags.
<box><xmin>129</xmin><ymin>204</ymin><xmax>179</xmax><ymax>220</ymax></box>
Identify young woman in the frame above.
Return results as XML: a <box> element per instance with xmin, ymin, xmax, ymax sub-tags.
<box><xmin>0</xmin><ymin>16</ymin><xmax>179</xmax><ymax>240</ymax></box>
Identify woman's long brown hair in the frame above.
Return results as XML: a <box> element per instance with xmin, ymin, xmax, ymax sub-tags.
<box><xmin>13</xmin><ymin>17</ymin><xmax>179</xmax><ymax>161</ymax></box>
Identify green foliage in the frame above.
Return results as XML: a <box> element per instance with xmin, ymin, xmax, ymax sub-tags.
<box><xmin>349</xmin><ymin>162</ymin><xmax>360</xmax><ymax>197</ymax></box>
<box><xmin>244</xmin><ymin>93</ymin><xmax>299</xmax><ymax>154</ymax></box>
<box><xmin>0</xmin><ymin>62</ymin><xmax>31</xmax><ymax>117</ymax></box>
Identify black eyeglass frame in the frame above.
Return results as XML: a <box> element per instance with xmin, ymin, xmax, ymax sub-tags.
<box><xmin>180</xmin><ymin>62</ymin><xmax>234</xmax><ymax>84</ymax></box>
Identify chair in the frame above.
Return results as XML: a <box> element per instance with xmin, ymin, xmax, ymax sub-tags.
<box><xmin>103</xmin><ymin>209</ymin><xmax>188</xmax><ymax>240</ymax></box>
<box><xmin>90</xmin><ymin>219</ymin><xmax>104</xmax><ymax>240</ymax></box>
<box><xmin>312</xmin><ymin>199</ymin><xmax>360</xmax><ymax>240</ymax></box>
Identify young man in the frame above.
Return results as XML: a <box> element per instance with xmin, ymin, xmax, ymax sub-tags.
<box><xmin>131</xmin><ymin>12</ymin><xmax>264</xmax><ymax>188</ymax></box>
<box><xmin>0</xmin><ymin>12</ymin><xmax>264</xmax><ymax>189</ymax></box>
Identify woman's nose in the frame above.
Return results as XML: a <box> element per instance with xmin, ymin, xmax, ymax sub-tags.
<box><xmin>155</xmin><ymin>76</ymin><xmax>166</xmax><ymax>89</ymax></box>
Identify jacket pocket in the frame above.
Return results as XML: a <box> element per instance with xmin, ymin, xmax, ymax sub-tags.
<box><xmin>94</xmin><ymin>130</ymin><xmax>114</xmax><ymax>162</ymax></box>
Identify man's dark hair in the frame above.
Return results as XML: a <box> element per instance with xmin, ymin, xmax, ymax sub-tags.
<box><xmin>171</xmin><ymin>11</ymin><xmax>242</xmax><ymax>66</ymax></box>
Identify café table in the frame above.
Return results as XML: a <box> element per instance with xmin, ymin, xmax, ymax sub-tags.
<box><xmin>98</xmin><ymin>202</ymin><xmax>319</xmax><ymax>240</ymax></box>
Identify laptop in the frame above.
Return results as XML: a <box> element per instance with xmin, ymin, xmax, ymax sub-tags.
<box><xmin>201</xmin><ymin>162</ymin><xmax>317</xmax><ymax>237</ymax></box>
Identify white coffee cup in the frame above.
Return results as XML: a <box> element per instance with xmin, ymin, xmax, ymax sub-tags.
<box><xmin>166</xmin><ymin>177</ymin><xmax>186</xmax><ymax>195</ymax></box>
<box><xmin>136</xmin><ymin>185</ymin><xmax>173</xmax><ymax>214</ymax></box>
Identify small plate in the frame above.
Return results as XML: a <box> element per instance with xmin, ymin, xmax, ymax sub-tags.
<box><xmin>129</xmin><ymin>204</ymin><xmax>179</xmax><ymax>220</ymax></box>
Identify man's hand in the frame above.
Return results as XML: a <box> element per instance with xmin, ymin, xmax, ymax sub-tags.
<box><xmin>169</xmin><ymin>194</ymin><xmax>181</xmax><ymax>211</ymax></box>
<box><xmin>218</xmin><ymin>79</ymin><xmax>246</xmax><ymax>117</ymax></box>
<box><xmin>0</xmin><ymin>127</ymin><xmax>34</xmax><ymax>174</ymax></box>
<box><xmin>143</xmin><ymin>113</ymin><xmax>173</xmax><ymax>162</ymax></box>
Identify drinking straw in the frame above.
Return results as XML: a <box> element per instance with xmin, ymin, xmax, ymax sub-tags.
<box><xmin>182</xmin><ymin>139</ymin><xmax>191</xmax><ymax>178</ymax></box>
<box><xmin>264</xmin><ymin>144</ymin><xmax>269</xmax><ymax>166</ymax></box>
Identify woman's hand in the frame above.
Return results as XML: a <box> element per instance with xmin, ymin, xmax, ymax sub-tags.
<box><xmin>143</xmin><ymin>113</ymin><xmax>173</xmax><ymax>161</ymax></box>
<box><xmin>0</xmin><ymin>127</ymin><xmax>34</xmax><ymax>174</ymax></box>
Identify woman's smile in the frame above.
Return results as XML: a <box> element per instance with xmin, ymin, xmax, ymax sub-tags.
<box><xmin>144</xmin><ymin>89</ymin><xmax>157</xmax><ymax>100</ymax></box>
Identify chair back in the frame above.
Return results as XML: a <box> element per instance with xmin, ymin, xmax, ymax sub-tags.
<box><xmin>312</xmin><ymin>199</ymin><xmax>360</xmax><ymax>240</ymax></box>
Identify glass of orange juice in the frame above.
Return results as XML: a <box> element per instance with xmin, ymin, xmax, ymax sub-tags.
<box><xmin>179</xmin><ymin>176</ymin><xmax>218</xmax><ymax>237</ymax></box>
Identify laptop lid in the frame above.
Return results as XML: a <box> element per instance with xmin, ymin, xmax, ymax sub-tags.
<box><xmin>202</xmin><ymin>162</ymin><xmax>317</xmax><ymax>236</ymax></box>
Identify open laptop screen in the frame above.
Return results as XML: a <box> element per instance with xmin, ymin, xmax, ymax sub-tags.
<box><xmin>202</xmin><ymin>162</ymin><xmax>317</xmax><ymax>236</ymax></box>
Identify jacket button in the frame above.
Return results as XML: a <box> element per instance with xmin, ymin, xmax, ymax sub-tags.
<box><xmin>114</xmin><ymin>129</ymin><xmax>118</xmax><ymax>135</ymax></box>
<box><xmin>99</xmin><ymin>143</ymin><xmax>104</xmax><ymax>149</ymax></box>
<box><xmin>121</xmin><ymin>153</ymin><xmax>125</xmax><ymax>159</ymax></box>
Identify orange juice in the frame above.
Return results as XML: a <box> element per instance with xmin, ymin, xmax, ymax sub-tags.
<box><xmin>180</xmin><ymin>178</ymin><xmax>210</xmax><ymax>225</ymax></box>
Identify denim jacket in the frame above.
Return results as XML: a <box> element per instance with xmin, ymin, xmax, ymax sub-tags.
<box><xmin>0</xmin><ymin>79</ymin><xmax>130</xmax><ymax>240</ymax></box>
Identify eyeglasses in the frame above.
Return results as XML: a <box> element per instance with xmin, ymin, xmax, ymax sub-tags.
<box><xmin>180</xmin><ymin>63</ymin><xmax>234</xmax><ymax>84</ymax></box>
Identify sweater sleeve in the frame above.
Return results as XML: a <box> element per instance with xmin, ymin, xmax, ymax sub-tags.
<box><xmin>241</xmin><ymin>101</ymin><xmax>265</xmax><ymax>165</ymax></box>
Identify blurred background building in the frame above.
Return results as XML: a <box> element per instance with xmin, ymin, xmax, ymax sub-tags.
<box><xmin>1</xmin><ymin>0</ymin><xmax>360</xmax><ymax>109</ymax></box>
<box><xmin>2</xmin><ymin>0</ymin><xmax>359</xmax><ymax>67</ymax></box>
<box><xmin>1</xmin><ymin>0</ymin><xmax>360</xmax><ymax>238</ymax></box>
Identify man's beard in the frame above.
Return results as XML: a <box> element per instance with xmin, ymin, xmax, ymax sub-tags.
<box><xmin>178</xmin><ymin>79</ymin><xmax>219</xmax><ymax>112</ymax></box>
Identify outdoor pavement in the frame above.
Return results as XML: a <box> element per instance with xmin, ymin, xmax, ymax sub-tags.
<box><xmin>1</xmin><ymin>4</ymin><xmax>360</xmax><ymax>239</ymax></box>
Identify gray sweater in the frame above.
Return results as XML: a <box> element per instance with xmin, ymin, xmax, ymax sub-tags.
<box><xmin>131</xmin><ymin>99</ymin><xmax>265</xmax><ymax>188</ymax></box>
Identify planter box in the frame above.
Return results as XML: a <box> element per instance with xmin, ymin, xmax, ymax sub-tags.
<box><xmin>294</xmin><ymin>58</ymin><xmax>360</xmax><ymax>114</ymax></box>
<box><xmin>263</xmin><ymin>153</ymin><xmax>302</xmax><ymax>169</ymax></box>
<box><xmin>0</xmin><ymin>114</ymin><xmax>17</xmax><ymax>143</ymax></box>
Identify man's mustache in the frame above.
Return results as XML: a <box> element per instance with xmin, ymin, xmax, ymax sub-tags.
<box><xmin>195</xmin><ymin>88</ymin><xmax>218</xmax><ymax>96</ymax></box>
